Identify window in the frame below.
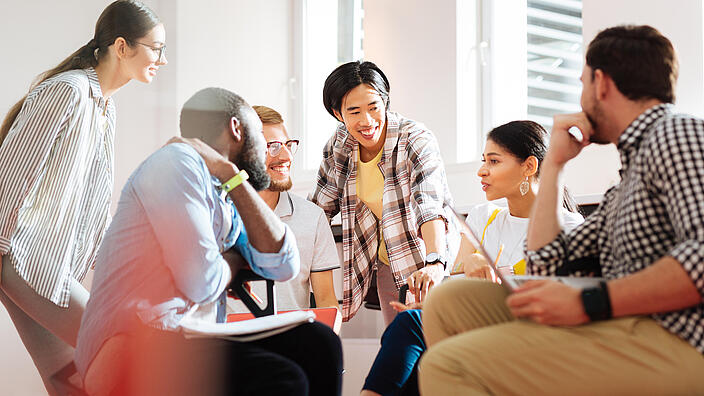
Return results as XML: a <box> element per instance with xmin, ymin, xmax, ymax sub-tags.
<box><xmin>291</xmin><ymin>0</ymin><xmax>363</xmax><ymax>180</ymax></box>
<box><xmin>526</xmin><ymin>0</ymin><xmax>583</xmax><ymax>129</ymax></box>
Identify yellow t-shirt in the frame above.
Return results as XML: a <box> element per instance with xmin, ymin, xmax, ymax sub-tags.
<box><xmin>357</xmin><ymin>147</ymin><xmax>389</xmax><ymax>265</ymax></box>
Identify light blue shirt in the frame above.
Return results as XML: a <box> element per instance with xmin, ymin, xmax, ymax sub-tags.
<box><xmin>75</xmin><ymin>143</ymin><xmax>299</xmax><ymax>377</ymax></box>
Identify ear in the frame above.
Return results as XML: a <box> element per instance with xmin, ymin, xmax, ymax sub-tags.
<box><xmin>229</xmin><ymin>116</ymin><xmax>243</xmax><ymax>142</ymax></box>
<box><xmin>113</xmin><ymin>37</ymin><xmax>129</xmax><ymax>59</ymax></box>
<box><xmin>593</xmin><ymin>68</ymin><xmax>610</xmax><ymax>100</ymax></box>
<box><xmin>332</xmin><ymin>109</ymin><xmax>344</xmax><ymax>124</ymax></box>
<box><xmin>523</xmin><ymin>156</ymin><xmax>539</xmax><ymax>178</ymax></box>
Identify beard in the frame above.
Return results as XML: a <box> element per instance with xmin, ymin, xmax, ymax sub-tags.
<box><xmin>584</xmin><ymin>102</ymin><xmax>610</xmax><ymax>145</ymax></box>
<box><xmin>232</xmin><ymin>133</ymin><xmax>270</xmax><ymax>191</ymax></box>
<box><xmin>268</xmin><ymin>176</ymin><xmax>292</xmax><ymax>192</ymax></box>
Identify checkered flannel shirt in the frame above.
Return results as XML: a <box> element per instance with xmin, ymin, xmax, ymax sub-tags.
<box><xmin>309</xmin><ymin>112</ymin><xmax>459</xmax><ymax>321</ymax></box>
<box><xmin>526</xmin><ymin>104</ymin><xmax>704</xmax><ymax>353</ymax></box>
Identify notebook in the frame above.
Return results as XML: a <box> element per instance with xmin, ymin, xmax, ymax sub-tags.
<box><xmin>448</xmin><ymin>206</ymin><xmax>604</xmax><ymax>292</ymax></box>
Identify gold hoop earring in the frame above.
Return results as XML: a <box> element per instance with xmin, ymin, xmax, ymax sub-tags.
<box><xmin>519</xmin><ymin>177</ymin><xmax>530</xmax><ymax>196</ymax></box>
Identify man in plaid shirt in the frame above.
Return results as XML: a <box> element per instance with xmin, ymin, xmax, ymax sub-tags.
<box><xmin>419</xmin><ymin>25</ymin><xmax>704</xmax><ymax>394</ymax></box>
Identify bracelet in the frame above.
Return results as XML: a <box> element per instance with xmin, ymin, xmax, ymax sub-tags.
<box><xmin>221</xmin><ymin>170</ymin><xmax>249</xmax><ymax>193</ymax></box>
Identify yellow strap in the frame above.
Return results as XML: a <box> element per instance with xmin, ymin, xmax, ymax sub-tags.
<box><xmin>480</xmin><ymin>209</ymin><xmax>502</xmax><ymax>246</ymax></box>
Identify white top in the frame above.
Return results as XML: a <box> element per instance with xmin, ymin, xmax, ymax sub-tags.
<box><xmin>466</xmin><ymin>202</ymin><xmax>584</xmax><ymax>269</ymax></box>
<box><xmin>0</xmin><ymin>68</ymin><xmax>115</xmax><ymax>307</ymax></box>
<box><xmin>230</xmin><ymin>191</ymin><xmax>341</xmax><ymax>311</ymax></box>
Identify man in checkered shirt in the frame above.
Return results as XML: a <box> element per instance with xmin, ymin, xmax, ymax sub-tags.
<box><xmin>418</xmin><ymin>25</ymin><xmax>704</xmax><ymax>394</ymax></box>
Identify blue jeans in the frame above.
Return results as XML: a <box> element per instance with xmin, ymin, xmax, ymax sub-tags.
<box><xmin>363</xmin><ymin>309</ymin><xmax>426</xmax><ymax>396</ymax></box>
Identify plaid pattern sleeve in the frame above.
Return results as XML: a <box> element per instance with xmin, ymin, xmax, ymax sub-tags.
<box><xmin>406</xmin><ymin>125</ymin><xmax>452</xmax><ymax>229</ymax></box>
<box><xmin>309</xmin><ymin>113</ymin><xmax>458</xmax><ymax>321</ymax></box>
<box><xmin>309</xmin><ymin>130</ymin><xmax>344</xmax><ymax>220</ymax></box>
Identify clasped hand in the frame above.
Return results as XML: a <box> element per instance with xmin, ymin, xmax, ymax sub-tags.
<box><xmin>506</xmin><ymin>279</ymin><xmax>589</xmax><ymax>326</ymax></box>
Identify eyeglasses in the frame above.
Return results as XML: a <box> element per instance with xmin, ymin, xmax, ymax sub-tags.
<box><xmin>135</xmin><ymin>42</ymin><xmax>166</xmax><ymax>62</ymax></box>
<box><xmin>266</xmin><ymin>140</ymin><xmax>300</xmax><ymax>157</ymax></box>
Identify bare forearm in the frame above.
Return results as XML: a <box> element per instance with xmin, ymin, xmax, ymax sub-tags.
<box><xmin>420</xmin><ymin>218</ymin><xmax>446</xmax><ymax>256</ymax></box>
<box><xmin>526</xmin><ymin>162</ymin><xmax>563</xmax><ymax>250</ymax></box>
<box><xmin>310</xmin><ymin>271</ymin><xmax>340</xmax><ymax>309</ymax></box>
<box><xmin>315</xmin><ymin>294</ymin><xmax>340</xmax><ymax>310</ymax></box>
<box><xmin>217</xmin><ymin>163</ymin><xmax>285</xmax><ymax>253</ymax></box>
<box><xmin>609</xmin><ymin>257</ymin><xmax>701</xmax><ymax>317</ymax></box>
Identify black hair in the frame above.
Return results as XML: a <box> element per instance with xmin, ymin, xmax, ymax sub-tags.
<box><xmin>488</xmin><ymin>120</ymin><xmax>578</xmax><ymax>213</ymax></box>
<box><xmin>322</xmin><ymin>60</ymin><xmax>390</xmax><ymax>120</ymax></box>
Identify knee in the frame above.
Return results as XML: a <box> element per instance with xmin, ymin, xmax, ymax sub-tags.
<box><xmin>418</xmin><ymin>346</ymin><xmax>448</xmax><ymax>390</ymax></box>
<box><xmin>382</xmin><ymin>310</ymin><xmax>422</xmax><ymax>339</ymax></box>
<box><xmin>301</xmin><ymin>322</ymin><xmax>342</xmax><ymax>368</ymax></box>
<box><xmin>423</xmin><ymin>280</ymin><xmax>467</xmax><ymax>324</ymax></box>
<box><xmin>269</xmin><ymin>360</ymin><xmax>309</xmax><ymax>396</ymax></box>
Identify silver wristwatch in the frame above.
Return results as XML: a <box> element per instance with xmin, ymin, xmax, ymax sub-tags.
<box><xmin>424</xmin><ymin>252</ymin><xmax>447</xmax><ymax>270</ymax></box>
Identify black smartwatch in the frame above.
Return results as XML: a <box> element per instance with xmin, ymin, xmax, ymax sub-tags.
<box><xmin>581</xmin><ymin>281</ymin><xmax>612</xmax><ymax>322</ymax></box>
<box><xmin>425</xmin><ymin>252</ymin><xmax>447</xmax><ymax>270</ymax></box>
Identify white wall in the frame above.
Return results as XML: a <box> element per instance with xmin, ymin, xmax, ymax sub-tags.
<box><xmin>563</xmin><ymin>0</ymin><xmax>704</xmax><ymax>197</ymax></box>
<box><xmin>174</xmin><ymin>0</ymin><xmax>292</xmax><ymax>124</ymax></box>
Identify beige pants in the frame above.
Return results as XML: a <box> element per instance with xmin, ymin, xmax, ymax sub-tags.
<box><xmin>0</xmin><ymin>255</ymin><xmax>89</xmax><ymax>396</ymax></box>
<box><xmin>419</xmin><ymin>279</ymin><xmax>704</xmax><ymax>396</ymax></box>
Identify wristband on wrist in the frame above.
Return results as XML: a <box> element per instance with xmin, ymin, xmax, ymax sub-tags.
<box><xmin>581</xmin><ymin>281</ymin><xmax>612</xmax><ymax>322</ymax></box>
<box><xmin>221</xmin><ymin>170</ymin><xmax>249</xmax><ymax>193</ymax></box>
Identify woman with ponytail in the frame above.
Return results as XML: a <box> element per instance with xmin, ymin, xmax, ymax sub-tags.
<box><xmin>0</xmin><ymin>1</ymin><xmax>166</xmax><ymax>393</ymax></box>
<box><xmin>361</xmin><ymin>120</ymin><xmax>583</xmax><ymax>396</ymax></box>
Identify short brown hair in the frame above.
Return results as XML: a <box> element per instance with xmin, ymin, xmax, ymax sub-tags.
<box><xmin>253</xmin><ymin>105</ymin><xmax>284</xmax><ymax>125</ymax></box>
<box><xmin>586</xmin><ymin>25</ymin><xmax>678</xmax><ymax>103</ymax></box>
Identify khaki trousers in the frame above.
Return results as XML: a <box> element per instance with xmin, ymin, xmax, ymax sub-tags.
<box><xmin>418</xmin><ymin>279</ymin><xmax>704</xmax><ymax>396</ymax></box>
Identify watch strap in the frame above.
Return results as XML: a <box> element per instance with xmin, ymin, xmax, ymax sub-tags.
<box><xmin>425</xmin><ymin>252</ymin><xmax>447</xmax><ymax>270</ymax></box>
<box><xmin>581</xmin><ymin>281</ymin><xmax>612</xmax><ymax>322</ymax></box>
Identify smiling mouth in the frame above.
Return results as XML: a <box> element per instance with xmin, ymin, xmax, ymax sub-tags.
<box><xmin>269</xmin><ymin>163</ymin><xmax>290</xmax><ymax>173</ymax></box>
<box><xmin>481</xmin><ymin>182</ymin><xmax>490</xmax><ymax>191</ymax></box>
<box><xmin>359</xmin><ymin>126</ymin><xmax>379</xmax><ymax>139</ymax></box>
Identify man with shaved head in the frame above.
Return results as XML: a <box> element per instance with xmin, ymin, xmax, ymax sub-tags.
<box><xmin>76</xmin><ymin>87</ymin><xmax>342</xmax><ymax>396</ymax></box>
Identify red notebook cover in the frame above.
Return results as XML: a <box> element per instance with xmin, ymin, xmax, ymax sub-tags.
<box><xmin>227</xmin><ymin>307</ymin><xmax>339</xmax><ymax>330</ymax></box>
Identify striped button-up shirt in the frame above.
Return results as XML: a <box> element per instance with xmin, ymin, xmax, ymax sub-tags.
<box><xmin>310</xmin><ymin>112</ymin><xmax>459</xmax><ymax>321</ymax></box>
<box><xmin>0</xmin><ymin>68</ymin><xmax>115</xmax><ymax>307</ymax></box>
<box><xmin>526</xmin><ymin>104</ymin><xmax>704</xmax><ymax>354</ymax></box>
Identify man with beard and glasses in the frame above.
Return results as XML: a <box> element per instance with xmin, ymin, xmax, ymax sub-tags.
<box><xmin>229</xmin><ymin>106</ymin><xmax>340</xmax><ymax>325</ymax></box>
<box><xmin>419</xmin><ymin>25</ymin><xmax>704</xmax><ymax>394</ymax></box>
<box><xmin>75</xmin><ymin>88</ymin><xmax>343</xmax><ymax>396</ymax></box>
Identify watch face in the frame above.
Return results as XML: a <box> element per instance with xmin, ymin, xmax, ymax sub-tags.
<box><xmin>426</xmin><ymin>252</ymin><xmax>440</xmax><ymax>262</ymax></box>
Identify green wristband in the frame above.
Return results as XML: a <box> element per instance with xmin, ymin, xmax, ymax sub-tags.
<box><xmin>221</xmin><ymin>170</ymin><xmax>249</xmax><ymax>193</ymax></box>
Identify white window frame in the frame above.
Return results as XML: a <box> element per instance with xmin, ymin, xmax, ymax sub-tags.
<box><xmin>289</xmin><ymin>0</ymin><xmax>363</xmax><ymax>196</ymax></box>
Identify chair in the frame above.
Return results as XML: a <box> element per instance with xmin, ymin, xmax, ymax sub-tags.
<box><xmin>227</xmin><ymin>270</ymin><xmax>342</xmax><ymax>332</ymax></box>
<box><xmin>363</xmin><ymin>269</ymin><xmax>382</xmax><ymax>310</ymax></box>
<box><xmin>228</xmin><ymin>269</ymin><xmax>277</xmax><ymax>317</ymax></box>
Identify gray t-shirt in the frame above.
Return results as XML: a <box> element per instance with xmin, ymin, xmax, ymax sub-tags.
<box><xmin>229</xmin><ymin>191</ymin><xmax>340</xmax><ymax>311</ymax></box>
